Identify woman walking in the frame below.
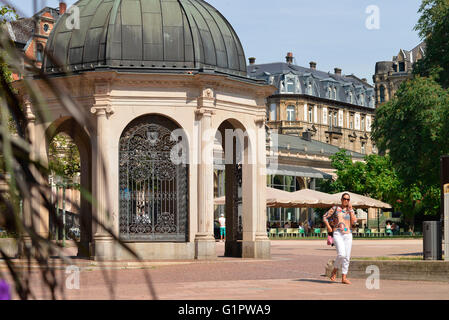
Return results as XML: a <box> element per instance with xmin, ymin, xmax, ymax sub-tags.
<box><xmin>323</xmin><ymin>193</ymin><xmax>357</xmax><ymax>284</ymax></box>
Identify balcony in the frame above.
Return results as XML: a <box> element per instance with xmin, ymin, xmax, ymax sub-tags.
<box><xmin>326</xmin><ymin>125</ymin><xmax>342</xmax><ymax>134</ymax></box>
<box><xmin>267</xmin><ymin>120</ymin><xmax>303</xmax><ymax>134</ymax></box>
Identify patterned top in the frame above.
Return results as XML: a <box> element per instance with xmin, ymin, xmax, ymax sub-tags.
<box><xmin>323</xmin><ymin>206</ymin><xmax>356</xmax><ymax>234</ymax></box>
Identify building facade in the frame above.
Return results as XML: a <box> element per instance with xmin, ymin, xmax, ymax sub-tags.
<box><xmin>373</xmin><ymin>42</ymin><xmax>425</xmax><ymax>105</ymax></box>
<box><xmin>7</xmin><ymin>3</ymin><xmax>66</xmax><ymax>81</ymax></box>
<box><xmin>247</xmin><ymin>53</ymin><xmax>377</xmax><ymax>155</ymax></box>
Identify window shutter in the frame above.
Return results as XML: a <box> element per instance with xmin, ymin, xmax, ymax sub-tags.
<box><xmin>338</xmin><ymin>110</ymin><xmax>343</xmax><ymax>127</ymax></box>
<box><xmin>355</xmin><ymin>113</ymin><xmax>360</xmax><ymax>130</ymax></box>
<box><xmin>323</xmin><ymin>107</ymin><xmax>328</xmax><ymax>125</ymax></box>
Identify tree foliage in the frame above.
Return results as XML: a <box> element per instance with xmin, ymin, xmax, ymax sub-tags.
<box><xmin>48</xmin><ymin>133</ymin><xmax>81</xmax><ymax>179</ymax></box>
<box><xmin>322</xmin><ymin>150</ymin><xmax>400</xmax><ymax>205</ymax></box>
<box><xmin>372</xmin><ymin>76</ymin><xmax>449</xmax><ymax>188</ymax></box>
<box><xmin>414</xmin><ymin>0</ymin><xmax>449</xmax><ymax>88</ymax></box>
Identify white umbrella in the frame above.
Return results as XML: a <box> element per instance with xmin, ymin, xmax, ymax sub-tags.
<box><xmin>333</xmin><ymin>191</ymin><xmax>392</xmax><ymax>209</ymax></box>
<box><xmin>214</xmin><ymin>187</ymin><xmax>296</xmax><ymax>208</ymax></box>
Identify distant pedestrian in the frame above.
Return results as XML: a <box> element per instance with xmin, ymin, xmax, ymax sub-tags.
<box><xmin>386</xmin><ymin>222</ymin><xmax>392</xmax><ymax>236</ymax></box>
<box><xmin>323</xmin><ymin>193</ymin><xmax>357</xmax><ymax>285</ymax></box>
<box><xmin>219</xmin><ymin>213</ymin><xmax>226</xmax><ymax>242</ymax></box>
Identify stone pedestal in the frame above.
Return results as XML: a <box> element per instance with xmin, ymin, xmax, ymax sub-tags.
<box><xmin>195</xmin><ymin>235</ymin><xmax>216</xmax><ymax>260</ymax></box>
<box><xmin>242</xmin><ymin>239</ymin><xmax>271</xmax><ymax>259</ymax></box>
<box><xmin>91</xmin><ymin>235</ymin><xmax>115</xmax><ymax>261</ymax></box>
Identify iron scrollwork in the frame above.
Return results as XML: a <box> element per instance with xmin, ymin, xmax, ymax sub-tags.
<box><xmin>119</xmin><ymin>120</ymin><xmax>188</xmax><ymax>241</ymax></box>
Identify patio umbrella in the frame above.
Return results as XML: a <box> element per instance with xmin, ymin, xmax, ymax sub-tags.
<box><xmin>333</xmin><ymin>191</ymin><xmax>392</xmax><ymax>209</ymax></box>
<box><xmin>214</xmin><ymin>187</ymin><xmax>296</xmax><ymax>207</ymax></box>
<box><xmin>290</xmin><ymin>189</ymin><xmax>335</xmax><ymax>208</ymax></box>
<box><xmin>266</xmin><ymin>187</ymin><xmax>297</xmax><ymax>208</ymax></box>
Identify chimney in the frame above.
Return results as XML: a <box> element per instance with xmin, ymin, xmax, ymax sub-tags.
<box><xmin>334</xmin><ymin>67</ymin><xmax>342</xmax><ymax>76</ymax></box>
<box><xmin>248</xmin><ymin>57</ymin><xmax>256</xmax><ymax>65</ymax></box>
<box><xmin>309</xmin><ymin>61</ymin><xmax>317</xmax><ymax>70</ymax></box>
<box><xmin>286</xmin><ymin>52</ymin><xmax>293</xmax><ymax>64</ymax></box>
<box><xmin>59</xmin><ymin>1</ymin><xmax>67</xmax><ymax>15</ymax></box>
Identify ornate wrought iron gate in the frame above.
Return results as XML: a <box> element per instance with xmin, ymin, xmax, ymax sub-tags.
<box><xmin>119</xmin><ymin>118</ymin><xmax>188</xmax><ymax>241</ymax></box>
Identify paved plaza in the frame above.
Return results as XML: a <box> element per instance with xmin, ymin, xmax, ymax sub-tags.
<box><xmin>3</xmin><ymin>239</ymin><xmax>449</xmax><ymax>300</ymax></box>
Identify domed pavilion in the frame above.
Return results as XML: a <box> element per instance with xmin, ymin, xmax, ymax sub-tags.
<box><xmin>17</xmin><ymin>0</ymin><xmax>274</xmax><ymax>260</ymax></box>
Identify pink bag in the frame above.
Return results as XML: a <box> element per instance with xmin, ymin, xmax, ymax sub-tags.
<box><xmin>327</xmin><ymin>235</ymin><xmax>334</xmax><ymax>246</ymax></box>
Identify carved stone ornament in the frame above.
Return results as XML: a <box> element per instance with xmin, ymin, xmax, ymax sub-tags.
<box><xmin>202</xmin><ymin>87</ymin><xmax>214</xmax><ymax>99</ymax></box>
<box><xmin>90</xmin><ymin>106</ymin><xmax>114</xmax><ymax>117</ymax></box>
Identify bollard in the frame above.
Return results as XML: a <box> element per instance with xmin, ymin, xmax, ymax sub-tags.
<box><xmin>444</xmin><ymin>184</ymin><xmax>449</xmax><ymax>261</ymax></box>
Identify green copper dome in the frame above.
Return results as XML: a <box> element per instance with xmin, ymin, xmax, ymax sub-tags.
<box><xmin>43</xmin><ymin>0</ymin><xmax>247</xmax><ymax>77</ymax></box>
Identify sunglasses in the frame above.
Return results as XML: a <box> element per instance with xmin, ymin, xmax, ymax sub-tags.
<box><xmin>342</xmin><ymin>198</ymin><xmax>350</xmax><ymax>201</ymax></box>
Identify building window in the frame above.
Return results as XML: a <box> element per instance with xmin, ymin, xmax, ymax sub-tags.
<box><xmin>361</xmin><ymin>142</ymin><xmax>366</xmax><ymax>154</ymax></box>
<box><xmin>361</xmin><ymin>116</ymin><xmax>365</xmax><ymax>131</ymax></box>
<box><xmin>36</xmin><ymin>43</ymin><xmax>44</xmax><ymax>62</ymax></box>
<box><xmin>399</xmin><ymin>62</ymin><xmax>405</xmax><ymax>72</ymax></box>
<box><xmin>287</xmin><ymin>79</ymin><xmax>295</xmax><ymax>93</ymax></box>
<box><xmin>269</xmin><ymin>103</ymin><xmax>277</xmax><ymax>121</ymax></box>
<box><xmin>349</xmin><ymin>113</ymin><xmax>354</xmax><ymax>129</ymax></box>
<box><xmin>323</xmin><ymin>108</ymin><xmax>328</xmax><ymax>124</ymax></box>
<box><xmin>286</xmin><ymin>105</ymin><xmax>295</xmax><ymax>121</ymax></box>
<box><xmin>43</xmin><ymin>23</ymin><xmax>49</xmax><ymax>33</ymax></box>
<box><xmin>308</xmin><ymin>106</ymin><xmax>313</xmax><ymax>123</ymax></box>
<box><xmin>329</xmin><ymin>110</ymin><xmax>338</xmax><ymax>127</ymax></box>
<box><xmin>349</xmin><ymin>92</ymin><xmax>354</xmax><ymax>104</ymax></box>
<box><xmin>380</xmin><ymin>85</ymin><xmax>386</xmax><ymax>103</ymax></box>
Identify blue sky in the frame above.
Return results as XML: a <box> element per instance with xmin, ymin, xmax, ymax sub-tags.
<box><xmin>10</xmin><ymin>0</ymin><xmax>423</xmax><ymax>84</ymax></box>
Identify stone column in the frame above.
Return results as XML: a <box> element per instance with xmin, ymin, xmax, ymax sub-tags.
<box><xmin>90</xmin><ymin>88</ymin><xmax>115</xmax><ymax>260</ymax></box>
<box><xmin>21</xmin><ymin>97</ymin><xmax>37</xmax><ymax>255</ymax></box>
<box><xmin>242</xmin><ymin>116</ymin><xmax>271</xmax><ymax>258</ymax></box>
<box><xmin>194</xmin><ymin>88</ymin><xmax>216</xmax><ymax>260</ymax></box>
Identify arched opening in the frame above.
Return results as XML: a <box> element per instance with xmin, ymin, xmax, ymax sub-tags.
<box><xmin>46</xmin><ymin>118</ymin><xmax>92</xmax><ymax>257</ymax></box>
<box><xmin>118</xmin><ymin>114</ymin><xmax>189</xmax><ymax>242</ymax></box>
<box><xmin>214</xmin><ymin>119</ymin><xmax>253</xmax><ymax>257</ymax></box>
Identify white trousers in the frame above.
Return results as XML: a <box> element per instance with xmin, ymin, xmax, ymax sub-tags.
<box><xmin>333</xmin><ymin>230</ymin><xmax>353</xmax><ymax>275</ymax></box>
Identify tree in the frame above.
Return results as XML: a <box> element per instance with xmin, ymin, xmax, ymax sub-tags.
<box><xmin>414</xmin><ymin>0</ymin><xmax>449</xmax><ymax>88</ymax></box>
<box><xmin>372</xmin><ymin>76</ymin><xmax>449</xmax><ymax>188</ymax></box>
<box><xmin>322</xmin><ymin>150</ymin><xmax>400</xmax><ymax>204</ymax></box>
<box><xmin>48</xmin><ymin>133</ymin><xmax>81</xmax><ymax>179</ymax></box>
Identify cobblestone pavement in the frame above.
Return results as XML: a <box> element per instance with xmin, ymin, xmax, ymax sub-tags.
<box><xmin>3</xmin><ymin>239</ymin><xmax>449</xmax><ymax>300</ymax></box>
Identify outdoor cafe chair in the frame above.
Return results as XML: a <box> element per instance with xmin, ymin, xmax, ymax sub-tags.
<box><xmin>379</xmin><ymin>228</ymin><xmax>386</xmax><ymax>237</ymax></box>
<box><xmin>277</xmin><ymin>228</ymin><xmax>285</xmax><ymax>237</ymax></box>
<box><xmin>269</xmin><ymin>228</ymin><xmax>277</xmax><ymax>238</ymax></box>
<box><xmin>357</xmin><ymin>228</ymin><xmax>365</xmax><ymax>237</ymax></box>
<box><xmin>299</xmin><ymin>228</ymin><xmax>305</xmax><ymax>238</ymax></box>
<box><xmin>313</xmin><ymin>228</ymin><xmax>321</xmax><ymax>237</ymax></box>
<box><xmin>365</xmin><ymin>229</ymin><xmax>372</xmax><ymax>237</ymax></box>
<box><xmin>320</xmin><ymin>228</ymin><xmax>328</xmax><ymax>237</ymax></box>
<box><xmin>286</xmin><ymin>228</ymin><xmax>297</xmax><ymax>237</ymax></box>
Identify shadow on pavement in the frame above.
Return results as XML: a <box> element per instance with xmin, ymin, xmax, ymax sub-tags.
<box><xmin>294</xmin><ymin>278</ymin><xmax>334</xmax><ymax>284</ymax></box>
<box><xmin>392</xmin><ymin>252</ymin><xmax>423</xmax><ymax>256</ymax></box>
